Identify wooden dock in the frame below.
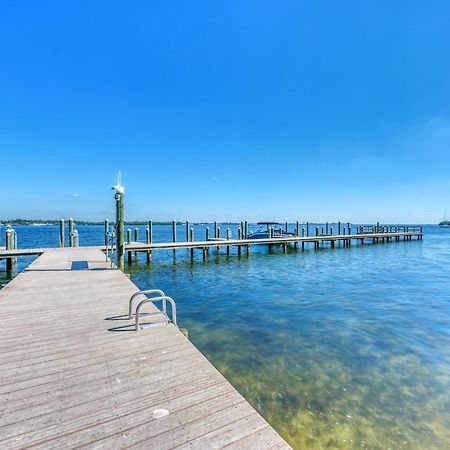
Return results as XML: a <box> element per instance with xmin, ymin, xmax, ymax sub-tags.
<box><xmin>0</xmin><ymin>227</ymin><xmax>423</xmax><ymax>260</ymax></box>
<box><xmin>0</xmin><ymin>248</ymin><xmax>291</xmax><ymax>449</ymax></box>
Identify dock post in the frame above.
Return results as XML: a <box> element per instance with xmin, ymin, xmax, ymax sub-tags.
<box><xmin>338</xmin><ymin>221</ymin><xmax>341</xmax><ymax>235</ymax></box>
<box><xmin>104</xmin><ymin>219</ymin><xmax>108</xmax><ymax>249</ymax></box>
<box><xmin>190</xmin><ymin>228</ymin><xmax>194</xmax><ymax>259</ymax></box>
<box><xmin>238</xmin><ymin>227</ymin><xmax>242</xmax><ymax>255</ymax></box>
<box><xmin>205</xmin><ymin>227</ymin><xmax>210</xmax><ymax>256</ymax></box>
<box><xmin>68</xmin><ymin>218</ymin><xmax>74</xmax><ymax>247</ymax></box>
<box><xmin>73</xmin><ymin>230</ymin><xmax>79</xmax><ymax>247</ymax></box>
<box><xmin>5</xmin><ymin>225</ymin><xmax>16</xmax><ymax>271</ymax></box>
<box><xmin>326</xmin><ymin>222</ymin><xmax>329</xmax><ymax>235</ymax></box>
<box><xmin>294</xmin><ymin>221</ymin><xmax>299</xmax><ymax>249</ymax></box>
<box><xmin>146</xmin><ymin>223</ymin><xmax>152</xmax><ymax>263</ymax></box>
<box><xmin>113</xmin><ymin>183</ymin><xmax>125</xmax><ymax>271</ymax></box>
<box><xmin>172</xmin><ymin>220</ymin><xmax>177</xmax><ymax>256</ymax></box>
<box><xmin>315</xmin><ymin>227</ymin><xmax>319</xmax><ymax>250</ymax></box>
<box><xmin>215</xmin><ymin>223</ymin><xmax>220</xmax><ymax>250</ymax></box>
<box><xmin>127</xmin><ymin>229</ymin><xmax>132</xmax><ymax>263</ymax></box>
<box><xmin>226</xmin><ymin>228</ymin><xmax>231</xmax><ymax>255</ymax></box>
<box><xmin>285</xmin><ymin>222</ymin><xmax>288</xmax><ymax>234</ymax></box>
<box><xmin>186</xmin><ymin>220</ymin><xmax>190</xmax><ymax>242</ymax></box>
<box><xmin>244</xmin><ymin>221</ymin><xmax>248</xmax><ymax>239</ymax></box>
<box><xmin>301</xmin><ymin>227</ymin><xmax>305</xmax><ymax>251</ymax></box>
<box><xmin>134</xmin><ymin>227</ymin><xmax>139</xmax><ymax>259</ymax></box>
<box><xmin>147</xmin><ymin>220</ymin><xmax>153</xmax><ymax>262</ymax></box>
<box><xmin>321</xmin><ymin>226</ymin><xmax>324</xmax><ymax>236</ymax></box>
<box><xmin>59</xmin><ymin>219</ymin><xmax>65</xmax><ymax>248</ymax></box>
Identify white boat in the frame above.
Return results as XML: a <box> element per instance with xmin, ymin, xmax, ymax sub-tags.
<box><xmin>247</xmin><ymin>222</ymin><xmax>295</xmax><ymax>239</ymax></box>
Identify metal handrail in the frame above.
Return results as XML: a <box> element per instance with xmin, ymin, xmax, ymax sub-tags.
<box><xmin>128</xmin><ymin>289</ymin><xmax>166</xmax><ymax>319</ymax></box>
<box><xmin>135</xmin><ymin>296</ymin><xmax>177</xmax><ymax>331</ymax></box>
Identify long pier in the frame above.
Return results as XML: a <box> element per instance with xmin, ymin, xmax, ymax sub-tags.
<box><xmin>0</xmin><ymin>226</ymin><xmax>423</xmax><ymax>260</ymax></box>
<box><xmin>0</xmin><ymin>248</ymin><xmax>291</xmax><ymax>449</ymax></box>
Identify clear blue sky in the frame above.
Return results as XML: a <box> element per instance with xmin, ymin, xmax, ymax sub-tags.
<box><xmin>1</xmin><ymin>1</ymin><xmax>449</xmax><ymax>223</ymax></box>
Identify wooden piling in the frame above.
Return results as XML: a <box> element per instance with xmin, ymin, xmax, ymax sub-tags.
<box><xmin>338</xmin><ymin>221</ymin><xmax>341</xmax><ymax>235</ymax></box>
<box><xmin>306</xmin><ymin>222</ymin><xmax>309</xmax><ymax>236</ymax></box>
<box><xmin>60</xmin><ymin>219</ymin><xmax>65</xmax><ymax>248</ymax></box>
<box><xmin>127</xmin><ymin>229</ymin><xmax>132</xmax><ymax>263</ymax></box>
<box><xmin>186</xmin><ymin>220</ymin><xmax>190</xmax><ymax>242</ymax></box>
<box><xmin>190</xmin><ymin>228</ymin><xmax>194</xmax><ymax>259</ymax></box>
<box><xmin>115</xmin><ymin>190</ymin><xmax>125</xmax><ymax>271</ymax></box>
<box><xmin>103</xmin><ymin>219</ymin><xmax>108</xmax><ymax>250</ymax></box>
<box><xmin>145</xmin><ymin>220</ymin><xmax>153</xmax><ymax>264</ymax></box>
<box><xmin>134</xmin><ymin>227</ymin><xmax>139</xmax><ymax>258</ymax></box>
<box><xmin>5</xmin><ymin>226</ymin><xmax>16</xmax><ymax>271</ymax></box>
<box><xmin>238</xmin><ymin>227</ymin><xmax>242</xmax><ymax>256</ymax></box>
<box><xmin>68</xmin><ymin>218</ymin><xmax>74</xmax><ymax>247</ymax></box>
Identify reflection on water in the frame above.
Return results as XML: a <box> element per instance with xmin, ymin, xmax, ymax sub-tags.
<box><xmin>1</xmin><ymin>225</ymin><xmax>449</xmax><ymax>449</ymax></box>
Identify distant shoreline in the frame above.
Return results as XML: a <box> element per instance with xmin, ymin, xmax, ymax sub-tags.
<box><xmin>0</xmin><ymin>220</ymin><xmax>431</xmax><ymax>226</ymax></box>
<box><xmin>0</xmin><ymin>220</ymin><xmax>240</xmax><ymax>226</ymax></box>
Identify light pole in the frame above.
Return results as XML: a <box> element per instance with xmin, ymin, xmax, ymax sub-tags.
<box><xmin>113</xmin><ymin>175</ymin><xmax>125</xmax><ymax>271</ymax></box>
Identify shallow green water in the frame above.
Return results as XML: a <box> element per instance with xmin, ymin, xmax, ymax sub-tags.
<box><xmin>128</xmin><ymin>226</ymin><xmax>449</xmax><ymax>449</ymax></box>
<box><xmin>2</xmin><ymin>224</ymin><xmax>449</xmax><ymax>449</ymax></box>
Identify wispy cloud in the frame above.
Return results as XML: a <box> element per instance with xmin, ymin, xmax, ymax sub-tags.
<box><xmin>72</xmin><ymin>193</ymin><xmax>81</xmax><ymax>197</ymax></box>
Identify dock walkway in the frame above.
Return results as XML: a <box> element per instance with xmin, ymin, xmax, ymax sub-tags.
<box><xmin>0</xmin><ymin>229</ymin><xmax>423</xmax><ymax>259</ymax></box>
<box><xmin>0</xmin><ymin>248</ymin><xmax>290</xmax><ymax>449</ymax></box>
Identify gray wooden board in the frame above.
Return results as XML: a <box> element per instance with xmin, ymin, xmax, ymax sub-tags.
<box><xmin>0</xmin><ymin>248</ymin><xmax>291</xmax><ymax>449</ymax></box>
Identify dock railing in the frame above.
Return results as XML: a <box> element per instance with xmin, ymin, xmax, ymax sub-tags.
<box><xmin>360</xmin><ymin>225</ymin><xmax>423</xmax><ymax>234</ymax></box>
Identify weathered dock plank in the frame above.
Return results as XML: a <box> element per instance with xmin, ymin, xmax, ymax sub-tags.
<box><xmin>0</xmin><ymin>248</ymin><xmax>290</xmax><ymax>449</ymax></box>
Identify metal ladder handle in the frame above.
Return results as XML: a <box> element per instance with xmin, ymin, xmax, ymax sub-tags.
<box><xmin>135</xmin><ymin>296</ymin><xmax>177</xmax><ymax>331</ymax></box>
<box><xmin>128</xmin><ymin>289</ymin><xmax>166</xmax><ymax>319</ymax></box>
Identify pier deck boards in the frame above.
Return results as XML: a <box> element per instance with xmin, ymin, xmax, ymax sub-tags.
<box><xmin>0</xmin><ymin>248</ymin><xmax>290</xmax><ymax>449</ymax></box>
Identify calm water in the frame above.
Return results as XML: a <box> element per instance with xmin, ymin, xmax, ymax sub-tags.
<box><xmin>1</xmin><ymin>224</ymin><xmax>449</xmax><ymax>449</ymax></box>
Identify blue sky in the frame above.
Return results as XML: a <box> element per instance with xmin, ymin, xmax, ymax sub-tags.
<box><xmin>1</xmin><ymin>1</ymin><xmax>449</xmax><ymax>223</ymax></box>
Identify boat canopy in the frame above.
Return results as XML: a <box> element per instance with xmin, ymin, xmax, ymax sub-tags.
<box><xmin>257</xmin><ymin>221</ymin><xmax>282</xmax><ymax>225</ymax></box>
